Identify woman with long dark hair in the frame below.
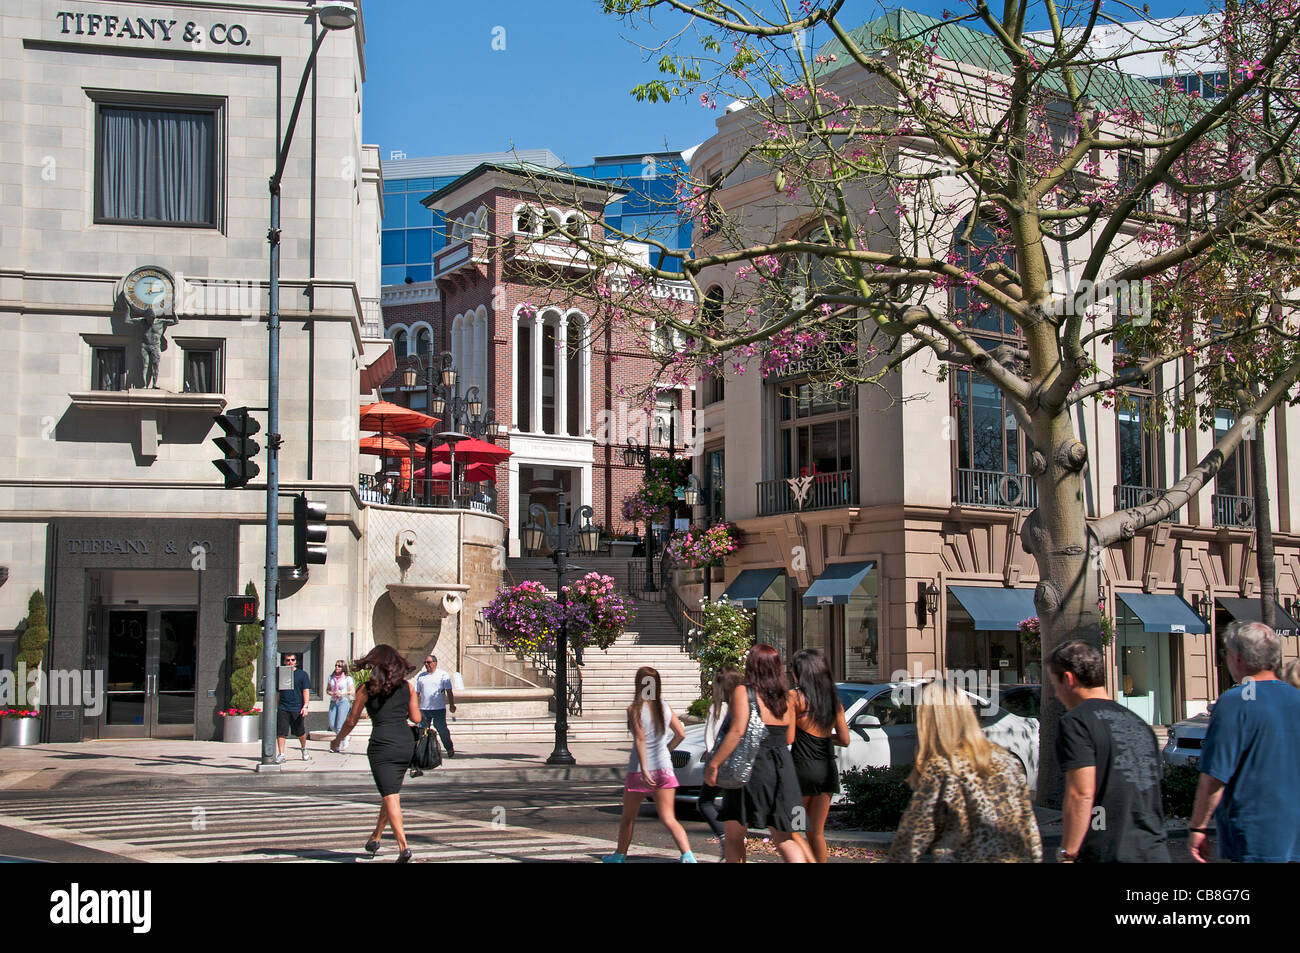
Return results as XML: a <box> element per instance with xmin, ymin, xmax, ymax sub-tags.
<box><xmin>699</xmin><ymin>667</ymin><xmax>743</xmax><ymax>857</ymax></box>
<box><xmin>790</xmin><ymin>648</ymin><xmax>850</xmax><ymax>862</ymax></box>
<box><xmin>705</xmin><ymin>644</ymin><xmax>808</xmax><ymax>863</ymax></box>
<box><xmin>331</xmin><ymin>644</ymin><xmax>421</xmax><ymax>862</ymax></box>
<box><xmin>603</xmin><ymin>666</ymin><xmax>695</xmax><ymax>863</ymax></box>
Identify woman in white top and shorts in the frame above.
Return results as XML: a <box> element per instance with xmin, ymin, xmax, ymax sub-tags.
<box><xmin>603</xmin><ymin>666</ymin><xmax>696</xmax><ymax>863</ymax></box>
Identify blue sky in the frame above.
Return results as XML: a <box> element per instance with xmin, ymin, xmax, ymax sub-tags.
<box><xmin>361</xmin><ymin>0</ymin><xmax>1216</xmax><ymax>164</ymax></box>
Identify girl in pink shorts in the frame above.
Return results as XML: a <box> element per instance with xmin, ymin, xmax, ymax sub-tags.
<box><xmin>603</xmin><ymin>666</ymin><xmax>696</xmax><ymax>862</ymax></box>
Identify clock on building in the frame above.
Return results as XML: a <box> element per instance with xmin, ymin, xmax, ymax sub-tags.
<box><xmin>122</xmin><ymin>266</ymin><xmax>176</xmax><ymax>314</ymax></box>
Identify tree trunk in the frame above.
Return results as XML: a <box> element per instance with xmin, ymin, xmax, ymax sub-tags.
<box><xmin>1020</xmin><ymin>408</ymin><xmax>1101</xmax><ymax>808</ymax></box>
<box><xmin>1251</xmin><ymin>415</ymin><xmax>1277</xmax><ymax>630</ymax></box>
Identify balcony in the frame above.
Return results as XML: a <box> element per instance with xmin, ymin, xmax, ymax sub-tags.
<box><xmin>954</xmin><ymin>468</ymin><xmax>1038</xmax><ymax>509</ymax></box>
<box><xmin>1114</xmin><ymin>484</ymin><xmax>1181</xmax><ymax>523</ymax></box>
<box><xmin>756</xmin><ymin>469</ymin><xmax>857</xmax><ymax>516</ymax></box>
<box><xmin>359</xmin><ymin>473</ymin><xmax>498</xmax><ymax>514</ymax></box>
<box><xmin>1212</xmin><ymin>493</ymin><xmax>1254</xmax><ymax>529</ymax></box>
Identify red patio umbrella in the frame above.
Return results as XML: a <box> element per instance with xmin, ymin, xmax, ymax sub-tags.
<box><xmin>429</xmin><ymin>437</ymin><xmax>513</xmax><ymax>465</ymax></box>
<box><xmin>414</xmin><ymin>461</ymin><xmax>497</xmax><ymax>483</ymax></box>
<box><xmin>359</xmin><ymin>434</ymin><xmax>411</xmax><ymax>455</ymax></box>
<box><xmin>358</xmin><ymin>401</ymin><xmax>439</xmax><ymax>434</ymax></box>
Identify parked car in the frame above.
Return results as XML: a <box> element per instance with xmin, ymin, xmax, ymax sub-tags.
<box><xmin>1162</xmin><ymin>709</ymin><xmax>1212</xmax><ymax>768</ymax></box>
<box><xmin>997</xmin><ymin>684</ymin><xmax>1042</xmax><ymax>719</ymax></box>
<box><xmin>671</xmin><ymin>681</ymin><xmax>1040</xmax><ymax>805</ymax></box>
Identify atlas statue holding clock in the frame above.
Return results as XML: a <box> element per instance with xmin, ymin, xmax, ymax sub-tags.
<box><xmin>120</xmin><ymin>265</ymin><xmax>179</xmax><ymax>389</ymax></box>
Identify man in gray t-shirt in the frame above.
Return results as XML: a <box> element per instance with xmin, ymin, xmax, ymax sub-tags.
<box><xmin>415</xmin><ymin>654</ymin><xmax>456</xmax><ymax>757</ymax></box>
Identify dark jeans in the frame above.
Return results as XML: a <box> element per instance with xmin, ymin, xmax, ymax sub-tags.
<box><xmin>420</xmin><ymin>709</ymin><xmax>453</xmax><ymax>753</ymax></box>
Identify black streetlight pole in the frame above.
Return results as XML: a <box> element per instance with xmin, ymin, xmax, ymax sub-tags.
<box><xmin>260</xmin><ymin>3</ymin><xmax>357</xmax><ymax>770</ymax></box>
<box><xmin>624</xmin><ymin>412</ymin><xmax>676</xmax><ymax>594</ymax></box>
<box><xmin>523</xmin><ymin>490</ymin><xmax>598</xmax><ymax>765</ymax></box>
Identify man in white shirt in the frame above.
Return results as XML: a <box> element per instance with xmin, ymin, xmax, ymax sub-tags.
<box><xmin>415</xmin><ymin>654</ymin><xmax>456</xmax><ymax>757</ymax></box>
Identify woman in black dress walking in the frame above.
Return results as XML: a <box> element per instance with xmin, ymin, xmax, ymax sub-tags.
<box><xmin>790</xmin><ymin>648</ymin><xmax>850</xmax><ymax>863</ymax></box>
<box><xmin>704</xmin><ymin>644</ymin><xmax>808</xmax><ymax>863</ymax></box>
<box><xmin>332</xmin><ymin>645</ymin><xmax>421</xmax><ymax>861</ymax></box>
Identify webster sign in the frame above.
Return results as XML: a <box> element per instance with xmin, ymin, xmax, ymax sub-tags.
<box><xmin>54</xmin><ymin>11</ymin><xmax>253</xmax><ymax>47</ymax></box>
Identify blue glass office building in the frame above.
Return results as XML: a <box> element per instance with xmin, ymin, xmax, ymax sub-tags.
<box><xmin>381</xmin><ymin>149</ymin><xmax>693</xmax><ymax>287</ymax></box>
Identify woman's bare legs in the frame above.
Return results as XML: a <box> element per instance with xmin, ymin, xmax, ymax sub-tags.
<box><xmin>724</xmin><ymin>820</ymin><xmax>748</xmax><ymax>863</ymax></box>
<box><xmin>804</xmin><ymin>793</ymin><xmax>832</xmax><ymax>862</ymax></box>
<box><xmin>771</xmin><ymin>830</ymin><xmax>809</xmax><ymax>863</ymax></box>
<box><xmin>370</xmin><ymin>800</ymin><xmax>390</xmax><ymax>842</ymax></box>
<box><xmin>383</xmin><ymin>793</ymin><xmax>408</xmax><ymax>851</ymax></box>
<box><xmin>652</xmin><ymin>788</ymin><xmax>693</xmax><ymax>854</ymax></box>
<box><xmin>615</xmin><ymin>790</ymin><xmax>644</xmax><ymax>854</ymax></box>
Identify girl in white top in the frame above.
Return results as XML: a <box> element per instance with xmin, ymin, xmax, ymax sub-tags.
<box><xmin>699</xmin><ymin>667</ymin><xmax>744</xmax><ymax>849</ymax></box>
<box><xmin>327</xmin><ymin>660</ymin><xmax>355</xmax><ymax>750</ymax></box>
<box><xmin>603</xmin><ymin>666</ymin><xmax>696</xmax><ymax>863</ymax></box>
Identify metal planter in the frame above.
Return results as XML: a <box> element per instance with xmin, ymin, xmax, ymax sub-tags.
<box><xmin>0</xmin><ymin>717</ymin><xmax>41</xmax><ymax>747</ymax></box>
<box><xmin>221</xmin><ymin>714</ymin><xmax>260</xmax><ymax>743</ymax></box>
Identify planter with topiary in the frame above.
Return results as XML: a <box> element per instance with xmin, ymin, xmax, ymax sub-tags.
<box><xmin>1</xmin><ymin>592</ymin><xmax>49</xmax><ymax>747</ymax></box>
<box><xmin>221</xmin><ymin>582</ymin><xmax>263</xmax><ymax>743</ymax></box>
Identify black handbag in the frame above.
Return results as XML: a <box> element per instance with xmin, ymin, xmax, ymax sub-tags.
<box><xmin>409</xmin><ymin>724</ymin><xmax>443</xmax><ymax>776</ymax></box>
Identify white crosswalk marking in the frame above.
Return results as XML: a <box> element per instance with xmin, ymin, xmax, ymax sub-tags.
<box><xmin>0</xmin><ymin>789</ymin><xmax>690</xmax><ymax>863</ymax></box>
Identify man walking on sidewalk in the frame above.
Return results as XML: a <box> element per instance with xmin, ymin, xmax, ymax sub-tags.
<box><xmin>416</xmin><ymin>654</ymin><xmax>456</xmax><ymax>757</ymax></box>
<box><xmin>1188</xmin><ymin>622</ymin><xmax>1300</xmax><ymax>862</ymax></box>
<box><xmin>276</xmin><ymin>653</ymin><xmax>312</xmax><ymax>764</ymax></box>
<box><xmin>1047</xmin><ymin>639</ymin><xmax>1169</xmax><ymax>863</ymax></box>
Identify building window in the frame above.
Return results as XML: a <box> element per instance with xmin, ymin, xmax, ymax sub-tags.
<box><xmin>96</xmin><ymin>105</ymin><xmax>218</xmax><ymax>227</ymax></box>
<box><xmin>1117</xmin><ymin>395</ymin><xmax>1161</xmax><ymax>491</ymax></box>
<box><xmin>92</xmin><ymin>346</ymin><xmax>126</xmax><ymax>391</ymax></box>
<box><xmin>1214</xmin><ymin>409</ymin><xmax>1252</xmax><ymax>499</ymax></box>
<box><xmin>704</xmin><ymin>446</ymin><xmax>725</xmax><ymax>523</ymax></box>
<box><xmin>652</xmin><ymin>392</ymin><xmax>681</xmax><ymax>446</ymax></box>
<box><xmin>1118</xmin><ymin>153</ymin><xmax>1151</xmax><ymax>213</ymax></box>
<box><xmin>777</xmin><ymin>378</ymin><xmax>855</xmax><ymax>480</ymax></box>
<box><xmin>182</xmin><ymin>345</ymin><xmax>222</xmax><ymax>394</ymax></box>
<box><xmin>391</xmin><ymin>329</ymin><xmax>408</xmax><ymax>357</ymax></box>
<box><xmin>414</xmin><ymin>327</ymin><xmax>431</xmax><ymax>359</ymax></box>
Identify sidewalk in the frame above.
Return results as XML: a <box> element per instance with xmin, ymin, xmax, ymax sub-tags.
<box><xmin>0</xmin><ymin>737</ymin><xmax>629</xmax><ymax>792</ymax></box>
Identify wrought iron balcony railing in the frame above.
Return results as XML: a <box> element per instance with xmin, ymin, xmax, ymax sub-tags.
<box><xmin>1113</xmin><ymin>484</ymin><xmax>1181</xmax><ymax>523</ymax></box>
<box><xmin>1212</xmin><ymin>493</ymin><xmax>1255</xmax><ymax>529</ymax></box>
<box><xmin>756</xmin><ymin>469</ymin><xmax>857</xmax><ymax>516</ymax></box>
<box><xmin>953</xmin><ymin>468</ymin><xmax>1038</xmax><ymax>509</ymax></box>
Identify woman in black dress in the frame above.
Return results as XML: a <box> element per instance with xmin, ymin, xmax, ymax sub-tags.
<box><xmin>332</xmin><ymin>645</ymin><xmax>421</xmax><ymax>862</ymax></box>
<box><xmin>704</xmin><ymin>644</ymin><xmax>808</xmax><ymax>863</ymax></box>
<box><xmin>790</xmin><ymin>648</ymin><xmax>850</xmax><ymax>863</ymax></box>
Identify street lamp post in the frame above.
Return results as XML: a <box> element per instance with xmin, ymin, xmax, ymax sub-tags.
<box><xmin>260</xmin><ymin>3</ymin><xmax>357</xmax><ymax>770</ymax></box>
<box><xmin>623</xmin><ymin>412</ymin><xmax>676</xmax><ymax>594</ymax></box>
<box><xmin>403</xmin><ymin>348</ymin><xmax>500</xmax><ymax>505</ymax></box>
<box><xmin>683</xmin><ymin>473</ymin><xmax>709</xmax><ymax>600</ymax></box>
<box><xmin>523</xmin><ymin>490</ymin><xmax>599</xmax><ymax>765</ymax></box>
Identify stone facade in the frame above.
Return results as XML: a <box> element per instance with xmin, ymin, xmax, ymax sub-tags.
<box><xmin>0</xmin><ymin>0</ymin><xmax>387</xmax><ymax>740</ymax></box>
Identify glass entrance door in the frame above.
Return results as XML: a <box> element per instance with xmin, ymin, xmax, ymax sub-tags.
<box><xmin>99</xmin><ymin>608</ymin><xmax>197</xmax><ymax>738</ymax></box>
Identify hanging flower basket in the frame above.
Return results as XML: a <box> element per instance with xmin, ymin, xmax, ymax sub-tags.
<box><xmin>665</xmin><ymin>522</ymin><xmax>741</xmax><ymax>569</ymax></box>
<box><xmin>483</xmin><ymin>574</ymin><xmax>635</xmax><ymax>655</ymax></box>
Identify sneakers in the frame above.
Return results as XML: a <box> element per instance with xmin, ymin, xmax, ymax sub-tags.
<box><xmin>341</xmin><ymin>738</ymin><xmax>351</xmax><ymax>751</ymax></box>
<box><xmin>680</xmin><ymin>851</ymin><xmax>697</xmax><ymax>863</ymax></box>
<box><xmin>273</xmin><ymin>753</ymin><xmax>285</xmax><ymax>765</ymax></box>
<box><xmin>300</xmin><ymin>748</ymin><xmax>311</xmax><ymax>762</ymax></box>
<box><xmin>601</xmin><ymin>852</ymin><xmax>627</xmax><ymax>863</ymax></box>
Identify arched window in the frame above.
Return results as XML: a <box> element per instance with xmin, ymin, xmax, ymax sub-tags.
<box><xmin>515</xmin><ymin>206</ymin><xmax>536</xmax><ymax>234</ymax></box>
<box><xmin>391</xmin><ymin>328</ymin><xmax>408</xmax><ymax>357</ymax></box>
<box><xmin>414</xmin><ymin>327</ymin><xmax>431</xmax><ymax>359</ymax></box>
<box><xmin>562</xmin><ymin>212</ymin><xmax>582</xmax><ymax>239</ymax></box>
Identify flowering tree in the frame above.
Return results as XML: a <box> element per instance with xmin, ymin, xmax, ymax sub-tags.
<box><xmin>690</xmin><ymin>597</ymin><xmax>755</xmax><ymax>691</ymax></box>
<box><xmin>483</xmin><ymin>0</ymin><xmax>1300</xmax><ymax>802</ymax></box>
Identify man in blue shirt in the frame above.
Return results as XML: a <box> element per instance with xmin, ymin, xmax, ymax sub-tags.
<box><xmin>275</xmin><ymin>653</ymin><xmax>312</xmax><ymax>764</ymax></box>
<box><xmin>1190</xmin><ymin>622</ymin><xmax>1300</xmax><ymax>862</ymax></box>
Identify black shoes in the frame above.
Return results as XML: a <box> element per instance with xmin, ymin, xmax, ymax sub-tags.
<box><xmin>397</xmin><ymin>847</ymin><xmax>413</xmax><ymax>863</ymax></box>
<box><xmin>364</xmin><ymin>839</ymin><xmax>380</xmax><ymax>856</ymax></box>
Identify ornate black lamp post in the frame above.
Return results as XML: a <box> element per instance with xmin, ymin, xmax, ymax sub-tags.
<box><xmin>404</xmin><ymin>349</ymin><xmax>501</xmax><ymax>504</ymax></box>
<box><xmin>522</xmin><ymin>490</ymin><xmax>600</xmax><ymax>764</ymax></box>
<box><xmin>623</xmin><ymin>413</ymin><xmax>676</xmax><ymax>593</ymax></box>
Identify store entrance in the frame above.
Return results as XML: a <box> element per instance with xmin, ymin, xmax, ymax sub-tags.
<box><xmin>98</xmin><ymin>607</ymin><xmax>198</xmax><ymax>738</ymax></box>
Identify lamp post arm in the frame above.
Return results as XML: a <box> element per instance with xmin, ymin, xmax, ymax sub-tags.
<box><xmin>270</xmin><ymin>27</ymin><xmax>331</xmax><ymax>194</ymax></box>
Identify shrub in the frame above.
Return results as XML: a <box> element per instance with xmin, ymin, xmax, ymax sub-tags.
<box><xmin>841</xmin><ymin>765</ymin><xmax>914</xmax><ymax>831</ymax></box>
<box><xmin>16</xmin><ymin>591</ymin><xmax>49</xmax><ymax>713</ymax></box>
<box><xmin>228</xmin><ymin>581</ymin><xmax>262</xmax><ymax>714</ymax></box>
<box><xmin>689</xmin><ymin>598</ymin><xmax>753</xmax><ymax>692</ymax></box>
<box><xmin>687</xmin><ymin>696</ymin><xmax>711</xmax><ymax>718</ymax></box>
<box><xmin>1161</xmin><ymin>764</ymin><xmax>1200</xmax><ymax>818</ymax></box>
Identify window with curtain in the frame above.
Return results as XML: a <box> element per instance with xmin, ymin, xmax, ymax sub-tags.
<box><xmin>92</xmin><ymin>346</ymin><xmax>126</xmax><ymax>391</ymax></box>
<box><xmin>414</xmin><ymin>328</ymin><xmax>431</xmax><ymax>359</ymax></box>
<box><xmin>183</xmin><ymin>346</ymin><xmax>221</xmax><ymax>394</ymax></box>
<box><xmin>97</xmin><ymin>105</ymin><xmax>217</xmax><ymax>226</ymax></box>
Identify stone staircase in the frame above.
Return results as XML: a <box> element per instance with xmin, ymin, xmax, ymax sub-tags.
<box><xmin>438</xmin><ymin>556</ymin><xmax>704</xmax><ymax>743</ymax></box>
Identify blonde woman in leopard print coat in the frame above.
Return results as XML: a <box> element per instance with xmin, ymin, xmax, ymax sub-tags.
<box><xmin>888</xmin><ymin>680</ymin><xmax>1042</xmax><ymax>863</ymax></box>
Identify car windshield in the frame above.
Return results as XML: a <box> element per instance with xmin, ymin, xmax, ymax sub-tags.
<box><xmin>837</xmin><ymin>686</ymin><xmax>872</xmax><ymax>712</ymax></box>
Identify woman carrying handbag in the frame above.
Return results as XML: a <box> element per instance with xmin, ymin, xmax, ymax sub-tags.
<box><xmin>704</xmin><ymin>644</ymin><xmax>809</xmax><ymax>863</ymax></box>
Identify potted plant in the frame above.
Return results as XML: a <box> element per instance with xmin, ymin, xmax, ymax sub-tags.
<box><xmin>1</xmin><ymin>592</ymin><xmax>48</xmax><ymax>747</ymax></box>
<box><xmin>221</xmin><ymin>581</ymin><xmax>262</xmax><ymax>743</ymax></box>
<box><xmin>666</xmin><ymin>522</ymin><xmax>741</xmax><ymax>581</ymax></box>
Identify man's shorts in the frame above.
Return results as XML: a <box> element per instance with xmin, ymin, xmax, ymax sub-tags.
<box><xmin>278</xmin><ymin>709</ymin><xmax>306</xmax><ymax>738</ymax></box>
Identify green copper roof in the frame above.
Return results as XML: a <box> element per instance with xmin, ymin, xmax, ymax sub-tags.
<box><xmin>422</xmin><ymin>160</ymin><xmax>622</xmax><ymax>208</ymax></box>
<box><xmin>815</xmin><ymin>8</ymin><xmax>1167</xmax><ymax>114</ymax></box>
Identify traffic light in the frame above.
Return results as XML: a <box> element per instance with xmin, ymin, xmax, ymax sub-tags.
<box><xmin>213</xmin><ymin>408</ymin><xmax>261</xmax><ymax>488</ymax></box>
<box><xmin>293</xmin><ymin>494</ymin><xmax>328</xmax><ymax>569</ymax></box>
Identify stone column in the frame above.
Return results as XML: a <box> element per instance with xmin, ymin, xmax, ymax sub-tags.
<box><xmin>531</xmin><ymin>313</ymin><xmax>544</xmax><ymax>434</ymax></box>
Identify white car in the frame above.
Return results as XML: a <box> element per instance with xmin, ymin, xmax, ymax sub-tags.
<box><xmin>671</xmin><ymin>681</ymin><xmax>1040</xmax><ymax>802</ymax></box>
<box><xmin>1163</xmin><ymin>710</ymin><xmax>1212</xmax><ymax>768</ymax></box>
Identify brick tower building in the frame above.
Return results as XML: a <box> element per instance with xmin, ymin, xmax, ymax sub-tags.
<box><xmin>380</xmin><ymin>161</ymin><xmax>695</xmax><ymax>555</ymax></box>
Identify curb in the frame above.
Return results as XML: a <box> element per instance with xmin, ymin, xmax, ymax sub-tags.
<box><xmin>0</xmin><ymin>763</ymin><xmax>628</xmax><ymax>793</ymax></box>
